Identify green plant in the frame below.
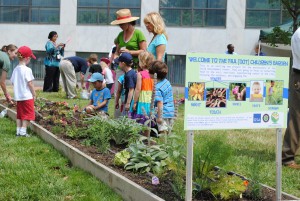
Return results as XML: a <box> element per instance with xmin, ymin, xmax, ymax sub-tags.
<box><xmin>265</xmin><ymin>26</ymin><xmax>292</xmax><ymax>47</ymax></box>
<box><xmin>114</xmin><ymin>149</ymin><xmax>131</xmax><ymax>167</ymax></box>
<box><xmin>125</xmin><ymin>138</ymin><xmax>169</xmax><ymax>175</ymax></box>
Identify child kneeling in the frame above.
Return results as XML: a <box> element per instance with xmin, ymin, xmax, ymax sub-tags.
<box><xmin>84</xmin><ymin>73</ymin><xmax>111</xmax><ymax>115</ymax></box>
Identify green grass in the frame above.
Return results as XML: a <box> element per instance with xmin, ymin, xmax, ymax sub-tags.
<box><xmin>0</xmin><ymin>117</ymin><xmax>122</xmax><ymax>201</ymax></box>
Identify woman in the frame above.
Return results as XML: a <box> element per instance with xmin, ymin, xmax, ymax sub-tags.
<box><xmin>111</xmin><ymin>9</ymin><xmax>147</xmax><ymax>68</ymax></box>
<box><xmin>0</xmin><ymin>44</ymin><xmax>18</xmax><ymax>103</ymax></box>
<box><xmin>144</xmin><ymin>12</ymin><xmax>168</xmax><ymax>62</ymax></box>
<box><xmin>43</xmin><ymin>31</ymin><xmax>65</xmax><ymax>92</ymax></box>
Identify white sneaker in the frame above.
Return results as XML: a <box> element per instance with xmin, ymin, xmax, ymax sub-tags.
<box><xmin>18</xmin><ymin>133</ymin><xmax>30</xmax><ymax>137</ymax></box>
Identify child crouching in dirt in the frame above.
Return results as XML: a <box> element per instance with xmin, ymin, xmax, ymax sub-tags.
<box><xmin>84</xmin><ymin>72</ymin><xmax>111</xmax><ymax>116</ymax></box>
<box><xmin>148</xmin><ymin>61</ymin><xmax>174</xmax><ymax>134</ymax></box>
<box><xmin>10</xmin><ymin>46</ymin><xmax>36</xmax><ymax>137</ymax></box>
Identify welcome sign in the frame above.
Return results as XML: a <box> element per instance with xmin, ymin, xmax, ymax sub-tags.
<box><xmin>184</xmin><ymin>53</ymin><xmax>290</xmax><ymax>130</ymax></box>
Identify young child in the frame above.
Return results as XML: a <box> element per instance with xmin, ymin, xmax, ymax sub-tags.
<box><xmin>132</xmin><ymin>51</ymin><xmax>154</xmax><ymax>124</ymax></box>
<box><xmin>100</xmin><ymin>57</ymin><xmax>114</xmax><ymax>91</ymax></box>
<box><xmin>250</xmin><ymin>81</ymin><xmax>263</xmax><ymax>102</ymax></box>
<box><xmin>10</xmin><ymin>46</ymin><xmax>36</xmax><ymax>137</ymax></box>
<box><xmin>86</xmin><ymin>54</ymin><xmax>102</xmax><ymax>91</ymax></box>
<box><xmin>114</xmin><ymin>73</ymin><xmax>125</xmax><ymax>117</ymax></box>
<box><xmin>149</xmin><ymin>61</ymin><xmax>174</xmax><ymax>133</ymax></box>
<box><xmin>84</xmin><ymin>72</ymin><xmax>111</xmax><ymax>114</ymax></box>
<box><xmin>267</xmin><ymin>80</ymin><xmax>276</xmax><ymax>104</ymax></box>
<box><xmin>115</xmin><ymin>52</ymin><xmax>136</xmax><ymax>115</ymax></box>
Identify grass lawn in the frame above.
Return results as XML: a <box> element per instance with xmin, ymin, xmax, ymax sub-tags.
<box><xmin>1</xmin><ymin>86</ymin><xmax>300</xmax><ymax>198</ymax></box>
<box><xmin>0</xmin><ymin>115</ymin><xmax>122</xmax><ymax>200</ymax></box>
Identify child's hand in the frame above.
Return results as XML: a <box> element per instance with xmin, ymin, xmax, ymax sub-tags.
<box><xmin>115</xmin><ymin>102</ymin><xmax>119</xmax><ymax>109</ymax></box>
<box><xmin>125</xmin><ymin>103</ymin><xmax>130</xmax><ymax>111</ymax></box>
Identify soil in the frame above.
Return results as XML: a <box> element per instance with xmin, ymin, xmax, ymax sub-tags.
<box><xmin>0</xmin><ymin>99</ymin><xmax>287</xmax><ymax>201</ymax></box>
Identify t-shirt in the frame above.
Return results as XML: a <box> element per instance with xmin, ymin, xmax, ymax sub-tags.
<box><xmin>124</xmin><ymin>69</ymin><xmax>137</xmax><ymax>103</ymax></box>
<box><xmin>90</xmin><ymin>87</ymin><xmax>111</xmax><ymax>112</ymax></box>
<box><xmin>44</xmin><ymin>40</ymin><xmax>64</xmax><ymax>67</ymax></box>
<box><xmin>89</xmin><ymin>64</ymin><xmax>102</xmax><ymax>74</ymax></box>
<box><xmin>10</xmin><ymin>64</ymin><xmax>35</xmax><ymax>101</ymax></box>
<box><xmin>103</xmin><ymin>68</ymin><xmax>114</xmax><ymax>84</ymax></box>
<box><xmin>116</xmin><ymin>29</ymin><xmax>146</xmax><ymax>64</ymax></box>
<box><xmin>147</xmin><ymin>34</ymin><xmax>167</xmax><ymax>62</ymax></box>
<box><xmin>118</xmin><ymin>74</ymin><xmax>125</xmax><ymax>103</ymax></box>
<box><xmin>0</xmin><ymin>51</ymin><xmax>11</xmax><ymax>77</ymax></box>
<box><xmin>155</xmin><ymin>79</ymin><xmax>174</xmax><ymax>118</ymax></box>
<box><xmin>65</xmin><ymin>56</ymin><xmax>88</xmax><ymax>74</ymax></box>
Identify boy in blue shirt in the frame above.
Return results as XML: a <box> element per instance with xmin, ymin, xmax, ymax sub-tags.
<box><xmin>149</xmin><ymin>61</ymin><xmax>174</xmax><ymax>133</ymax></box>
<box><xmin>84</xmin><ymin>73</ymin><xmax>111</xmax><ymax>114</ymax></box>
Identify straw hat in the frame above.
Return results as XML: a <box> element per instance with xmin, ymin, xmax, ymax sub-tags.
<box><xmin>111</xmin><ymin>9</ymin><xmax>139</xmax><ymax>25</ymax></box>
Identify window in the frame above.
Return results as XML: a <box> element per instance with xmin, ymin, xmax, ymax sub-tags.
<box><xmin>77</xmin><ymin>0</ymin><xmax>141</xmax><ymax>25</ymax></box>
<box><xmin>166</xmin><ymin>55</ymin><xmax>186</xmax><ymax>86</ymax></box>
<box><xmin>0</xmin><ymin>0</ymin><xmax>60</xmax><ymax>24</ymax></box>
<box><xmin>246</xmin><ymin>0</ymin><xmax>290</xmax><ymax>28</ymax></box>
<box><xmin>159</xmin><ymin>0</ymin><xmax>227</xmax><ymax>27</ymax></box>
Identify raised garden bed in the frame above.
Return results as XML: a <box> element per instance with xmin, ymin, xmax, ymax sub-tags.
<box><xmin>1</xmin><ymin>99</ymin><xmax>299</xmax><ymax>201</ymax></box>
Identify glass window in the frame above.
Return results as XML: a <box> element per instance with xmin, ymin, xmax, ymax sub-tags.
<box><xmin>245</xmin><ymin>0</ymin><xmax>290</xmax><ymax>28</ymax></box>
<box><xmin>159</xmin><ymin>0</ymin><xmax>227</xmax><ymax>27</ymax></box>
<box><xmin>166</xmin><ymin>55</ymin><xmax>186</xmax><ymax>86</ymax></box>
<box><xmin>0</xmin><ymin>0</ymin><xmax>60</xmax><ymax>24</ymax></box>
<box><xmin>77</xmin><ymin>0</ymin><xmax>141</xmax><ymax>25</ymax></box>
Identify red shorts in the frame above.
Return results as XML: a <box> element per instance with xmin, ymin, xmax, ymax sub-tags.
<box><xmin>17</xmin><ymin>99</ymin><xmax>35</xmax><ymax>121</ymax></box>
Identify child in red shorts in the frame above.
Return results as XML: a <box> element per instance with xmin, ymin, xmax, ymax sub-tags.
<box><xmin>10</xmin><ymin>46</ymin><xmax>36</xmax><ymax>137</ymax></box>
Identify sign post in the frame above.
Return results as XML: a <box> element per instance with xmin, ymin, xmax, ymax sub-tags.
<box><xmin>184</xmin><ymin>53</ymin><xmax>289</xmax><ymax>201</ymax></box>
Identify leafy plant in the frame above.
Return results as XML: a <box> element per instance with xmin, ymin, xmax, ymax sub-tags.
<box><xmin>114</xmin><ymin>150</ymin><xmax>131</xmax><ymax>167</ymax></box>
<box><xmin>265</xmin><ymin>26</ymin><xmax>292</xmax><ymax>47</ymax></box>
<box><xmin>125</xmin><ymin>138</ymin><xmax>169</xmax><ymax>175</ymax></box>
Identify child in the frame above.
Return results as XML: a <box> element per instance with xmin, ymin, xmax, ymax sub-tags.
<box><xmin>86</xmin><ymin>54</ymin><xmax>102</xmax><ymax>91</ymax></box>
<box><xmin>149</xmin><ymin>61</ymin><xmax>174</xmax><ymax>133</ymax></box>
<box><xmin>115</xmin><ymin>52</ymin><xmax>136</xmax><ymax>115</ymax></box>
<box><xmin>250</xmin><ymin>81</ymin><xmax>263</xmax><ymax>102</ymax></box>
<box><xmin>100</xmin><ymin>57</ymin><xmax>114</xmax><ymax>91</ymax></box>
<box><xmin>132</xmin><ymin>51</ymin><xmax>154</xmax><ymax>124</ymax></box>
<box><xmin>268</xmin><ymin>80</ymin><xmax>276</xmax><ymax>104</ymax></box>
<box><xmin>84</xmin><ymin>72</ymin><xmax>111</xmax><ymax>114</ymax></box>
<box><xmin>10</xmin><ymin>46</ymin><xmax>36</xmax><ymax>137</ymax></box>
<box><xmin>114</xmin><ymin>73</ymin><xmax>125</xmax><ymax>117</ymax></box>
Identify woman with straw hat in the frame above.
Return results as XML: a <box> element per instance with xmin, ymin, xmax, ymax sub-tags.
<box><xmin>111</xmin><ymin>9</ymin><xmax>147</xmax><ymax>69</ymax></box>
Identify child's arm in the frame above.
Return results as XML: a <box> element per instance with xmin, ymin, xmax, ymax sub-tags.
<box><xmin>115</xmin><ymin>82</ymin><xmax>122</xmax><ymax>109</ymax></box>
<box><xmin>28</xmin><ymin>81</ymin><xmax>36</xmax><ymax>100</ymax></box>
<box><xmin>94</xmin><ymin>99</ymin><xmax>108</xmax><ymax>110</ymax></box>
<box><xmin>133</xmin><ymin>72</ymin><xmax>142</xmax><ymax>111</ymax></box>
<box><xmin>125</xmin><ymin>88</ymin><xmax>134</xmax><ymax>111</ymax></box>
<box><xmin>156</xmin><ymin>101</ymin><xmax>163</xmax><ymax>124</ymax></box>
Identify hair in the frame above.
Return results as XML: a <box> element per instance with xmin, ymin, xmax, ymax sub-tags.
<box><xmin>129</xmin><ymin>20</ymin><xmax>136</xmax><ymax>26</ymax></box>
<box><xmin>1</xmin><ymin>44</ymin><xmax>17</xmax><ymax>52</ymax></box>
<box><xmin>48</xmin><ymin>31</ymin><xmax>58</xmax><ymax>39</ymax></box>
<box><xmin>149</xmin><ymin>61</ymin><xmax>168</xmax><ymax>80</ymax></box>
<box><xmin>227</xmin><ymin>44</ymin><xmax>233</xmax><ymax>49</ymax></box>
<box><xmin>87</xmin><ymin>54</ymin><xmax>98</xmax><ymax>64</ymax></box>
<box><xmin>17</xmin><ymin>52</ymin><xmax>25</xmax><ymax>59</ymax></box>
<box><xmin>100</xmin><ymin>61</ymin><xmax>108</xmax><ymax>68</ymax></box>
<box><xmin>255</xmin><ymin>44</ymin><xmax>262</xmax><ymax>51</ymax></box>
<box><xmin>144</xmin><ymin>12</ymin><xmax>168</xmax><ymax>40</ymax></box>
<box><xmin>252</xmin><ymin>81</ymin><xmax>261</xmax><ymax>88</ymax></box>
<box><xmin>138</xmin><ymin>51</ymin><xmax>154</xmax><ymax>69</ymax></box>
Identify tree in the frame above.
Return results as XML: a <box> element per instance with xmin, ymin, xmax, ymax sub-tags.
<box><xmin>281</xmin><ymin>0</ymin><xmax>300</xmax><ymax>32</ymax></box>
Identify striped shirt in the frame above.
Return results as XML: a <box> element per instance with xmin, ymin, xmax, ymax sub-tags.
<box><xmin>155</xmin><ymin>79</ymin><xmax>174</xmax><ymax>118</ymax></box>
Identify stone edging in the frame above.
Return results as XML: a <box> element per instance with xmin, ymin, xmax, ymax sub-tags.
<box><xmin>0</xmin><ymin>104</ymin><xmax>164</xmax><ymax>201</ymax></box>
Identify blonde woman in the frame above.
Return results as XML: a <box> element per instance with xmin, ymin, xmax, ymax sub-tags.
<box><xmin>144</xmin><ymin>12</ymin><xmax>168</xmax><ymax>62</ymax></box>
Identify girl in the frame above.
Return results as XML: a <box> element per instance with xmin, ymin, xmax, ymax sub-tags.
<box><xmin>10</xmin><ymin>46</ymin><xmax>36</xmax><ymax>137</ymax></box>
<box><xmin>100</xmin><ymin>57</ymin><xmax>114</xmax><ymax>91</ymax></box>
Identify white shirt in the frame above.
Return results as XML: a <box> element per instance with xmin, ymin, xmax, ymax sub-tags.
<box><xmin>292</xmin><ymin>28</ymin><xmax>300</xmax><ymax>70</ymax></box>
<box><xmin>103</xmin><ymin>68</ymin><xmax>114</xmax><ymax>84</ymax></box>
<box><xmin>10</xmin><ymin>64</ymin><xmax>35</xmax><ymax>101</ymax></box>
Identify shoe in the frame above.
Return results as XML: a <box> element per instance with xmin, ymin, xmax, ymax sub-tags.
<box><xmin>18</xmin><ymin>134</ymin><xmax>30</xmax><ymax>137</ymax></box>
<box><xmin>284</xmin><ymin>162</ymin><xmax>300</xmax><ymax>169</ymax></box>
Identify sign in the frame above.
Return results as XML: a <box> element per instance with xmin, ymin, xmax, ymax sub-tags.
<box><xmin>184</xmin><ymin>53</ymin><xmax>290</xmax><ymax>130</ymax></box>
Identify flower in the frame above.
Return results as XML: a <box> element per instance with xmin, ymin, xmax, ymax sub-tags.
<box><xmin>189</xmin><ymin>83</ymin><xmax>204</xmax><ymax>101</ymax></box>
<box><xmin>243</xmin><ymin>180</ymin><xmax>249</xmax><ymax>186</ymax></box>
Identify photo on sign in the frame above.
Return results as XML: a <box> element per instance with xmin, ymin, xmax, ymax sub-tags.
<box><xmin>249</xmin><ymin>81</ymin><xmax>264</xmax><ymax>102</ymax></box>
<box><xmin>188</xmin><ymin>82</ymin><xmax>205</xmax><ymax>101</ymax></box>
<box><xmin>206</xmin><ymin>88</ymin><xmax>226</xmax><ymax>107</ymax></box>
<box><xmin>265</xmin><ymin>80</ymin><xmax>283</xmax><ymax>105</ymax></box>
<box><xmin>229</xmin><ymin>83</ymin><xmax>246</xmax><ymax>101</ymax></box>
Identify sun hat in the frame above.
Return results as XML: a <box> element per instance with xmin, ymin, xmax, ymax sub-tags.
<box><xmin>114</xmin><ymin>52</ymin><xmax>133</xmax><ymax>64</ymax></box>
<box><xmin>100</xmin><ymin>57</ymin><xmax>110</xmax><ymax>65</ymax></box>
<box><xmin>88</xmin><ymin>72</ymin><xmax>104</xmax><ymax>82</ymax></box>
<box><xmin>110</xmin><ymin>9</ymin><xmax>139</xmax><ymax>25</ymax></box>
<box><xmin>18</xmin><ymin>46</ymin><xmax>36</xmax><ymax>59</ymax></box>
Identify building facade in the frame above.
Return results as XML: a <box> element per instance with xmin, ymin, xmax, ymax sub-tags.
<box><xmin>0</xmin><ymin>0</ymin><xmax>288</xmax><ymax>85</ymax></box>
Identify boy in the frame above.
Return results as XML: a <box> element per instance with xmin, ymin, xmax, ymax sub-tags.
<box><xmin>149</xmin><ymin>61</ymin><xmax>174</xmax><ymax>133</ymax></box>
<box><xmin>115</xmin><ymin>52</ymin><xmax>136</xmax><ymax>114</ymax></box>
<box><xmin>84</xmin><ymin>72</ymin><xmax>111</xmax><ymax>114</ymax></box>
<box><xmin>10</xmin><ymin>46</ymin><xmax>36</xmax><ymax>137</ymax></box>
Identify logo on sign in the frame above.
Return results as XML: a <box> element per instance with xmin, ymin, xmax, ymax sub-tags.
<box><xmin>271</xmin><ymin>112</ymin><xmax>279</xmax><ymax>123</ymax></box>
<box><xmin>263</xmin><ymin>114</ymin><xmax>270</xmax><ymax>123</ymax></box>
<box><xmin>253</xmin><ymin>114</ymin><xmax>261</xmax><ymax>123</ymax></box>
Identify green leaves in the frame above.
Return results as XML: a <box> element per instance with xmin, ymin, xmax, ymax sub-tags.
<box><xmin>114</xmin><ymin>150</ymin><xmax>131</xmax><ymax>167</ymax></box>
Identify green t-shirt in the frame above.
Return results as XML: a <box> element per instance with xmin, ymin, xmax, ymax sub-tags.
<box><xmin>116</xmin><ymin>29</ymin><xmax>146</xmax><ymax>64</ymax></box>
<box><xmin>0</xmin><ymin>51</ymin><xmax>11</xmax><ymax>77</ymax></box>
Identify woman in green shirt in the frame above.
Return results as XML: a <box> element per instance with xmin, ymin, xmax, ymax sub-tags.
<box><xmin>0</xmin><ymin>44</ymin><xmax>18</xmax><ymax>103</ymax></box>
<box><xmin>111</xmin><ymin>9</ymin><xmax>147</xmax><ymax>69</ymax></box>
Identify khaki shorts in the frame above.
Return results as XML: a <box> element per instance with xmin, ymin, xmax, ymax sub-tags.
<box><xmin>157</xmin><ymin>118</ymin><xmax>174</xmax><ymax>132</ymax></box>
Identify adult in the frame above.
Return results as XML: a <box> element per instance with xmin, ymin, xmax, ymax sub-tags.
<box><xmin>0</xmin><ymin>44</ymin><xmax>18</xmax><ymax>103</ymax></box>
<box><xmin>254</xmin><ymin>44</ymin><xmax>266</xmax><ymax>56</ymax></box>
<box><xmin>59</xmin><ymin>56</ymin><xmax>88</xmax><ymax>99</ymax></box>
<box><xmin>110</xmin><ymin>9</ymin><xmax>147</xmax><ymax>68</ymax></box>
<box><xmin>282</xmin><ymin>28</ymin><xmax>300</xmax><ymax>169</ymax></box>
<box><xmin>225</xmin><ymin>44</ymin><xmax>238</xmax><ymax>55</ymax></box>
<box><xmin>144</xmin><ymin>12</ymin><xmax>168</xmax><ymax>62</ymax></box>
<box><xmin>43</xmin><ymin>31</ymin><xmax>65</xmax><ymax>92</ymax></box>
